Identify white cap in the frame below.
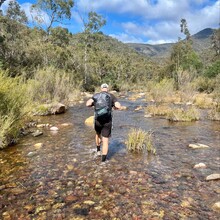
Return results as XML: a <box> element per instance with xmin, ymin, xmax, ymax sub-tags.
<box><xmin>101</xmin><ymin>83</ymin><xmax>108</xmax><ymax>89</ymax></box>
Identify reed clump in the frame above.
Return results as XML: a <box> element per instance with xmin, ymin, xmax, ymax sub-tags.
<box><xmin>0</xmin><ymin>72</ymin><xmax>31</xmax><ymax>148</ymax></box>
<box><xmin>126</xmin><ymin>128</ymin><xmax>156</xmax><ymax>154</ymax></box>
<box><xmin>145</xmin><ymin>105</ymin><xmax>172</xmax><ymax>117</ymax></box>
<box><xmin>166</xmin><ymin>107</ymin><xmax>200</xmax><ymax>122</ymax></box>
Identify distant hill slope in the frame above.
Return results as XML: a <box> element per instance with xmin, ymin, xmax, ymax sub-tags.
<box><xmin>127</xmin><ymin>28</ymin><xmax>214</xmax><ymax>58</ymax></box>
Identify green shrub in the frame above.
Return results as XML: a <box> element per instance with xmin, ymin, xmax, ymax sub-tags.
<box><xmin>166</xmin><ymin>107</ymin><xmax>199</xmax><ymax>122</ymax></box>
<box><xmin>204</xmin><ymin>60</ymin><xmax>220</xmax><ymax>78</ymax></box>
<box><xmin>26</xmin><ymin>67</ymin><xmax>79</xmax><ymax>104</ymax></box>
<box><xmin>147</xmin><ymin>78</ymin><xmax>175</xmax><ymax>103</ymax></box>
<box><xmin>0</xmin><ymin>72</ymin><xmax>30</xmax><ymax>148</ymax></box>
<box><xmin>193</xmin><ymin>76</ymin><xmax>215</xmax><ymax>93</ymax></box>
<box><xmin>126</xmin><ymin>128</ymin><xmax>156</xmax><ymax>154</ymax></box>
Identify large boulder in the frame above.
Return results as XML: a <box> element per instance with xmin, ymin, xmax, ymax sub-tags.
<box><xmin>34</xmin><ymin>103</ymin><xmax>66</xmax><ymax>116</ymax></box>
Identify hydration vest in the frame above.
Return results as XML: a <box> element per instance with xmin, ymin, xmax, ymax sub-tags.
<box><xmin>94</xmin><ymin>92</ymin><xmax>112</xmax><ymax>119</ymax></box>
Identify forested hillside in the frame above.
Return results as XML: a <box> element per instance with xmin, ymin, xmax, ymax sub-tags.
<box><xmin>127</xmin><ymin>28</ymin><xmax>215</xmax><ymax>60</ymax></box>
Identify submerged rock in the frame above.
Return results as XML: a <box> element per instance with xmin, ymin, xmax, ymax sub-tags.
<box><xmin>34</xmin><ymin>143</ymin><xmax>44</xmax><ymax>149</ymax></box>
<box><xmin>194</xmin><ymin>163</ymin><xmax>206</xmax><ymax>169</ymax></box>
<box><xmin>50</xmin><ymin>126</ymin><xmax>59</xmax><ymax>131</ymax></box>
<box><xmin>85</xmin><ymin>116</ymin><xmax>94</xmax><ymax>126</ymax></box>
<box><xmin>212</xmin><ymin>202</ymin><xmax>220</xmax><ymax>212</ymax></box>
<box><xmin>188</xmin><ymin>143</ymin><xmax>210</xmax><ymax>149</ymax></box>
<box><xmin>83</xmin><ymin>200</ymin><xmax>95</xmax><ymax>205</ymax></box>
<box><xmin>206</xmin><ymin>174</ymin><xmax>220</xmax><ymax>181</ymax></box>
<box><xmin>32</xmin><ymin>130</ymin><xmax>43</xmax><ymax>137</ymax></box>
<box><xmin>34</xmin><ymin>103</ymin><xmax>66</xmax><ymax>116</ymax></box>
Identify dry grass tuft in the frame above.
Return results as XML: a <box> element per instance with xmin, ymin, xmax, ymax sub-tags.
<box><xmin>126</xmin><ymin>128</ymin><xmax>156</xmax><ymax>154</ymax></box>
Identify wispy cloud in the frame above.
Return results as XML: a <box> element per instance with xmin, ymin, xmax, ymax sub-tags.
<box><xmin>75</xmin><ymin>0</ymin><xmax>219</xmax><ymax>43</ymax></box>
<box><xmin>2</xmin><ymin>0</ymin><xmax>219</xmax><ymax>44</ymax></box>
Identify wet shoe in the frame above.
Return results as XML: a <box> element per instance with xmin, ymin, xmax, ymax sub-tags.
<box><xmin>96</xmin><ymin>151</ymin><xmax>101</xmax><ymax>156</ymax></box>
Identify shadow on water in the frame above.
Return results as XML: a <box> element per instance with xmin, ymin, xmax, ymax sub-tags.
<box><xmin>0</xmin><ymin>93</ymin><xmax>220</xmax><ymax>219</ymax></box>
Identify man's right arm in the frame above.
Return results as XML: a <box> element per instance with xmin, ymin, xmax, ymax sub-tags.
<box><xmin>114</xmin><ymin>101</ymin><xmax>121</xmax><ymax>110</ymax></box>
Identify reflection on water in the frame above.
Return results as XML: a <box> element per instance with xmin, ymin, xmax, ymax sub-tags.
<box><xmin>0</xmin><ymin>94</ymin><xmax>220</xmax><ymax>219</ymax></box>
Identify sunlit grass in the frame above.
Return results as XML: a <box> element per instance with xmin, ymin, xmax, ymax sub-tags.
<box><xmin>208</xmin><ymin>103</ymin><xmax>220</xmax><ymax>121</ymax></box>
<box><xmin>0</xmin><ymin>72</ymin><xmax>31</xmax><ymax>148</ymax></box>
<box><xmin>145</xmin><ymin>105</ymin><xmax>172</xmax><ymax>117</ymax></box>
<box><xmin>166</xmin><ymin>107</ymin><xmax>200</xmax><ymax>122</ymax></box>
<box><xmin>126</xmin><ymin>128</ymin><xmax>156</xmax><ymax>154</ymax></box>
<box><xmin>193</xmin><ymin>93</ymin><xmax>214</xmax><ymax>109</ymax></box>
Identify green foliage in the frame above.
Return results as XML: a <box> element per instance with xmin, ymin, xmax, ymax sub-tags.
<box><xmin>166</xmin><ymin>107</ymin><xmax>199</xmax><ymax>122</ymax></box>
<box><xmin>84</xmin><ymin>11</ymin><xmax>106</xmax><ymax>34</ymax></box>
<box><xmin>126</xmin><ymin>128</ymin><xmax>156</xmax><ymax>154</ymax></box>
<box><xmin>26</xmin><ymin>67</ymin><xmax>77</xmax><ymax>104</ymax></box>
<box><xmin>50</xmin><ymin>27</ymin><xmax>70</xmax><ymax>46</ymax></box>
<box><xmin>204</xmin><ymin>60</ymin><xmax>220</xmax><ymax>78</ymax></box>
<box><xmin>6</xmin><ymin>0</ymin><xmax>27</xmax><ymax>23</ymax></box>
<box><xmin>32</xmin><ymin>0</ymin><xmax>74</xmax><ymax>33</ymax></box>
<box><xmin>170</xmin><ymin>19</ymin><xmax>202</xmax><ymax>89</ymax></box>
<box><xmin>211</xmin><ymin>28</ymin><xmax>220</xmax><ymax>56</ymax></box>
<box><xmin>147</xmin><ymin>78</ymin><xmax>175</xmax><ymax>102</ymax></box>
<box><xmin>0</xmin><ymin>71</ymin><xmax>30</xmax><ymax>148</ymax></box>
<box><xmin>193</xmin><ymin>76</ymin><xmax>215</xmax><ymax>93</ymax></box>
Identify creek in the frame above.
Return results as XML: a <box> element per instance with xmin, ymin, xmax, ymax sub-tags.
<box><xmin>0</xmin><ymin>93</ymin><xmax>220</xmax><ymax>219</ymax></box>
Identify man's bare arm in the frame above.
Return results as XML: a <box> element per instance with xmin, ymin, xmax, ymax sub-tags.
<box><xmin>86</xmin><ymin>98</ymin><xmax>94</xmax><ymax>107</ymax></box>
<box><xmin>114</xmin><ymin>101</ymin><xmax>121</xmax><ymax>110</ymax></box>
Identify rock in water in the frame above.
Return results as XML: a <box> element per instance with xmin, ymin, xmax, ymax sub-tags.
<box><xmin>194</xmin><ymin>163</ymin><xmax>206</xmax><ymax>169</ymax></box>
<box><xmin>188</xmin><ymin>143</ymin><xmax>210</xmax><ymax>149</ymax></box>
<box><xmin>85</xmin><ymin>116</ymin><xmax>94</xmax><ymax>126</ymax></box>
<box><xmin>206</xmin><ymin>174</ymin><xmax>220</xmax><ymax>181</ymax></box>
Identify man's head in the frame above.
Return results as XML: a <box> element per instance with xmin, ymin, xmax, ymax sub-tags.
<box><xmin>101</xmin><ymin>83</ymin><xmax>109</xmax><ymax>91</ymax></box>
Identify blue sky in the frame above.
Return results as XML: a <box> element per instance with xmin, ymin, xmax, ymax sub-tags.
<box><xmin>2</xmin><ymin>0</ymin><xmax>220</xmax><ymax>44</ymax></box>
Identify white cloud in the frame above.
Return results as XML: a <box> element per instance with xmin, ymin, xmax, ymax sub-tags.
<box><xmin>21</xmin><ymin>2</ymin><xmax>50</xmax><ymax>25</ymax></box>
<box><xmin>2</xmin><ymin>0</ymin><xmax>218</xmax><ymax>44</ymax></box>
<box><xmin>109</xmin><ymin>33</ymin><xmax>145</xmax><ymax>43</ymax></box>
<box><xmin>187</xmin><ymin>0</ymin><xmax>220</xmax><ymax>34</ymax></box>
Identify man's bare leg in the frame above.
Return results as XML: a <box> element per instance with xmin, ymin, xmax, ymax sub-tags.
<box><xmin>102</xmin><ymin>136</ymin><xmax>109</xmax><ymax>161</ymax></box>
<box><xmin>96</xmin><ymin>134</ymin><xmax>101</xmax><ymax>146</ymax></box>
<box><xmin>95</xmin><ymin>134</ymin><xmax>102</xmax><ymax>155</ymax></box>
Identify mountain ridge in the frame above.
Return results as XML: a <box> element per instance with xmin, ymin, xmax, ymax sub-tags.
<box><xmin>127</xmin><ymin>28</ymin><xmax>214</xmax><ymax>58</ymax></box>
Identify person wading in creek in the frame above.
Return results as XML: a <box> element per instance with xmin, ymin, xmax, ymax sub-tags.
<box><xmin>86</xmin><ymin>83</ymin><xmax>121</xmax><ymax>162</ymax></box>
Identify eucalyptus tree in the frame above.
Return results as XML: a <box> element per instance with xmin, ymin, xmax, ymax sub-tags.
<box><xmin>31</xmin><ymin>0</ymin><xmax>74</xmax><ymax>34</ymax></box>
<box><xmin>0</xmin><ymin>0</ymin><xmax>6</xmax><ymax>7</ymax></box>
<box><xmin>81</xmin><ymin>11</ymin><xmax>106</xmax><ymax>89</ymax></box>
<box><xmin>170</xmin><ymin>19</ymin><xmax>202</xmax><ymax>89</ymax></box>
<box><xmin>6</xmin><ymin>0</ymin><xmax>27</xmax><ymax>24</ymax></box>
<box><xmin>0</xmin><ymin>0</ymin><xmax>6</xmax><ymax>15</ymax></box>
<box><xmin>211</xmin><ymin>28</ymin><xmax>220</xmax><ymax>56</ymax></box>
<box><xmin>0</xmin><ymin>1</ymin><xmax>29</xmax><ymax>72</ymax></box>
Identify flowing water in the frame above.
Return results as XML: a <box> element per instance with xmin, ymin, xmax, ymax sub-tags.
<box><xmin>0</xmin><ymin>93</ymin><xmax>220</xmax><ymax>220</ymax></box>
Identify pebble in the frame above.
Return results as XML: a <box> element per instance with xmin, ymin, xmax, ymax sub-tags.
<box><xmin>50</xmin><ymin>126</ymin><xmax>59</xmax><ymax>131</ymax></box>
<box><xmin>32</xmin><ymin>130</ymin><xmax>43</xmax><ymax>137</ymax></box>
<box><xmin>193</xmin><ymin>163</ymin><xmax>206</xmax><ymax>169</ymax></box>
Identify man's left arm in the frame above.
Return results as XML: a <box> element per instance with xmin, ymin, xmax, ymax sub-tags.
<box><xmin>86</xmin><ymin>98</ymin><xmax>94</xmax><ymax>107</ymax></box>
<box><xmin>111</xmin><ymin>94</ymin><xmax>121</xmax><ymax>110</ymax></box>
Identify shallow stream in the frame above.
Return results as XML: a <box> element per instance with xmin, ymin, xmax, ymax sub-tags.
<box><xmin>0</xmin><ymin>93</ymin><xmax>220</xmax><ymax>219</ymax></box>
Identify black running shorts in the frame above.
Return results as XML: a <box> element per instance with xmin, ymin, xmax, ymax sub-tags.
<box><xmin>95</xmin><ymin>120</ymin><xmax>112</xmax><ymax>138</ymax></box>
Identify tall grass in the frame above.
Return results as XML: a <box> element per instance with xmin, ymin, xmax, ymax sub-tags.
<box><xmin>0</xmin><ymin>72</ymin><xmax>30</xmax><ymax>148</ymax></box>
<box><xmin>146</xmin><ymin>79</ymin><xmax>175</xmax><ymax>103</ymax></box>
<box><xmin>166</xmin><ymin>107</ymin><xmax>199</xmax><ymax>122</ymax></box>
<box><xmin>26</xmin><ymin>67</ymin><xmax>82</xmax><ymax>104</ymax></box>
<box><xmin>126</xmin><ymin>128</ymin><xmax>156</xmax><ymax>154</ymax></box>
